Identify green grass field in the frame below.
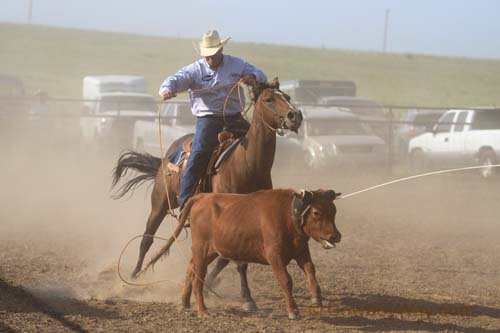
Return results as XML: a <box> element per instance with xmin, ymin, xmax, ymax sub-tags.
<box><xmin>1</xmin><ymin>23</ymin><xmax>500</xmax><ymax>107</ymax></box>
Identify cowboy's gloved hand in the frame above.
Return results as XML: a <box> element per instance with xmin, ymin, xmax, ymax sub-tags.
<box><xmin>241</xmin><ymin>74</ymin><xmax>257</xmax><ymax>86</ymax></box>
<box><xmin>160</xmin><ymin>89</ymin><xmax>176</xmax><ymax>101</ymax></box>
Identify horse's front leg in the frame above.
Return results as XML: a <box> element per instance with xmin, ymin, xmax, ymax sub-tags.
<box><xmin>237</xmin><ymin>263</ymin><xmax>258</xmax><ymax>311</ymax></box>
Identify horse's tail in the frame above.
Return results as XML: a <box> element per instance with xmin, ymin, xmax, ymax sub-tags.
<box><xmin>111</xmin><ymin>150</ymin><xmax>162</xmax><ymax>199</ymax></box>
<box><xmin>140</xmin><ymin>196</ymin><xmax>198</xmax><ymax>274</ymax></box>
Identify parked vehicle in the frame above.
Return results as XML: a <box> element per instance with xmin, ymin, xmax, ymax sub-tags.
<box><xmin>79</xmin><ymin>75</ymin><xmax>157</xmax><ymax>148</ymax></box>
<box><xmin>0</xmin><ymin>74</ymin><xmax>28</xmax><ymax>116</ymax></box>
<box><xmin>132</xmin><ymin>101</ymin><xmax>193</xmax><ymax>155</ymax></box>
<box><xmin>408</xmin><ymin>108</ymin><xmax>500</xmax><ymax>177</ymax></box>
<box><xmin>275</xmin><ymin>107</ymin><xmax>387</xmax><ymax>171</ymax></box>
<box><xmin>395</xmin><ymin>109</ymin><xmax>445</xmax><ymax>159</ymax></box>
<box><xmin>318</xmin><ymin>96</ymin><xmax>388</xmax><ymax>142</ymax></box>
<box><xmin>280</xmin><ymin>80</ymin><xmax>356</xmax><ymax>105</ymax></box>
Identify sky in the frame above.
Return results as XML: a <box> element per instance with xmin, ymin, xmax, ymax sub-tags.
<box><xmin>2</xmin><ymin>0</ymin><xmax>500</xmax><ymax>59</ymax></box>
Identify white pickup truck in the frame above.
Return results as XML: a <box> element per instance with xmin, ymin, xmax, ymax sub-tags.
<box><xmin>408</xmin><ymin>108</ymin><xmax>500</xmax><ymax>177</ymax></box>
<box><xmin>132</xmin><ymin>101</ymin><xmax>194</xmax><ymax>155</ymax></box>
<box><xmin>79</xmin><ymin>75</ymin><xmax>157</xmax><ymax>148</ymax></box>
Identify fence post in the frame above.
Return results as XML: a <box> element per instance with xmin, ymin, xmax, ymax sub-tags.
<box><xmin>387</xmin><ymin>107</ymin><xmax>394</xmax><ymax>174</ymax></box>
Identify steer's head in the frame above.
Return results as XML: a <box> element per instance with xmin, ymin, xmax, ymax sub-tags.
<box><xmin>293</xmin><ymin>189</ymin><xmax>342</xmax><ymax>249</ymax></box>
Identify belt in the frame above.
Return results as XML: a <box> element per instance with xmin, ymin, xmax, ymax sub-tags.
<box><xmin>199</xmin><ymin>113</ymin><xmax>242</xmax><ymax>119</ymax></box>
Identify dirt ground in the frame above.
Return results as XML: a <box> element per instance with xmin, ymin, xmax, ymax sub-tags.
<box><xmin>1</xmin><ymin>135</ymin><xmax>500</xmax><ymax>333</ymax></box>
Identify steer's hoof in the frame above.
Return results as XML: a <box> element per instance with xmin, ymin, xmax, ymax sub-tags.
<box><xmin>288</xmin><ymin>310</ymin><xmax>301</xmax><ymax>320</ymax></box>
<box><xmin>311</xmin><ymin>298</ymin><xmax>322</xmax><ymax>306</ymax></box>
<box><xmin>242</xmin><ymin>301</ymin><xmax>258</xmax><ymax>312</ymax></box>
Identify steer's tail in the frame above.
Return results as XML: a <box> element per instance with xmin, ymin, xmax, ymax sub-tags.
<box><xmin>140</xmin><ymin>196</ymin><xmax>198</xmax><ymax>274</ymax></box>
<box><xmin>111</xmin><ymin>150</ymin><xmax>162</xmax><ymax>199</ymax></box>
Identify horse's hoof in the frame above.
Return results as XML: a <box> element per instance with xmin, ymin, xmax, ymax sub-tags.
<box><xmin>197</xmin><ymin>311</ymin><xmax>210</xmax><ymax>318</ymax></box>
<box><xmin>130</xmin><ymin>270</ymin><xmax>140</xmax><ymax>280</ymax></box>
<box><xmin>288</xmin><ymin>311</ymin><xmax>301</xmax><ymax>320</ymax></box>
<box><xmin>242</xmin><ymin>301</ymin><xmax>258</xmax><ymax>312</ymax></box>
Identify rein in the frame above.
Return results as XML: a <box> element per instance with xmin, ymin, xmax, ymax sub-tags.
<box><xmin>253</xmin><ymin>91</ymin><xmax>293</xmax><ymax>136</ymax></box>
<box><xmin>117</xmin><ymin>79</ymin><xmax>293</xmax><ymax>291</ymax></box>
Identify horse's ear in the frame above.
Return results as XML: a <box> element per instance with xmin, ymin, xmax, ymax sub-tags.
<box><xmin>272</xmin><ymin>77</ymin><xmax>280</xmax><ymax>90</ymax></box>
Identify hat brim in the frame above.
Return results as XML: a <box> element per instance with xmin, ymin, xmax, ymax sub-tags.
<box><xmin>199</xmin><ymin>37</ymin><xmax>230</xmax><ymax>57</ymax></box>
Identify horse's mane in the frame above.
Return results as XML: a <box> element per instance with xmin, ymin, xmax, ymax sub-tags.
<box><xmin>251</xmin><ymin>81</ymin><xmax>278</xmax><ymax>103</ymax></box>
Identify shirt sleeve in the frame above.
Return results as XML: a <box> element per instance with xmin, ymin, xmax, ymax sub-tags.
<box><xmin>242</xmin><ymin>62</ymin><xmax>267</xmax><ymax>83</ymax></box>
<box><xmin>158</xmin><ymin>64</ymin><xmax>197</xmax><ymax>96</ymax></box>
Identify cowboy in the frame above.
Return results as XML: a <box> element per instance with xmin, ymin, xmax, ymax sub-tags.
<box><xmin>159</xmin><ymin>30</ymin><xmax>268</xmax><ymax>211</ymax></box>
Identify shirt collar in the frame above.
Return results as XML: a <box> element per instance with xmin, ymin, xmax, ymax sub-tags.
<box><xmin>204</xmin><ymin>54</ymin><xmax>225</xmax><ymax>70</ymax></box>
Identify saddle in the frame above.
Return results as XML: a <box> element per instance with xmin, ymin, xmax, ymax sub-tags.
<box><xmin>166</xmin><ymin>125</ymin><xmax>247</xmax><ymax>192</ymax></box>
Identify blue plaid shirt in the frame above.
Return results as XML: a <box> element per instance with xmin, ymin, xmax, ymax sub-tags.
<box><xmin>159</xmin><ymin>55</ymin><xmax>267</xmax><ymax>117</ymax></box>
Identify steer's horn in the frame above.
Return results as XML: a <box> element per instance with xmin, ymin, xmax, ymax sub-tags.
<box><xmin>327</xmin><ymin>190</ymin><xmax>342</xmax><ymax>201</ymax></box>
<box><xmin>294</xmin><ymin>189</ymin><xmax>306</xmax><ymax>198</ymax></box>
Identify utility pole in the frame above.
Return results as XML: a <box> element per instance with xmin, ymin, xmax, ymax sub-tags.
<box><xmin>383</xmin><ymin>8</ymin><xmax>390</xmax><ymax>53</ymax></box>
<box><xmin>28</xmin><ymin>0</ymin><xmax>33</xmax><ymax>24</ymax></box>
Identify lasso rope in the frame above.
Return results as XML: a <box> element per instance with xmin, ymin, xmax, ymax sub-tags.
<box><xmin>116</xmin><ymin>80</ymin><xmax>250</xmax><ymax>294</ymax></box>
<box><xmin>340</xmin><ymin>164</ymin><xmax>500</xmax><ymax>199</ymax></box>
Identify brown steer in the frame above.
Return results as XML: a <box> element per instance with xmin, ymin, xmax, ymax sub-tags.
<box><xmin>147</xmin><ymin>188</ymin><xmax>342</xmax><ymax>319</ymax></box>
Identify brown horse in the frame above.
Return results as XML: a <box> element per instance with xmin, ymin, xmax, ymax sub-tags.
<box><xmin>112</xmin><ymin>80</ymin><xmax>302</xmax><ymax>309</ymax></box>
<box><xmin>144</xmin><ymin>189</ymin><xmax>342</xmax><ymax>319</ymax></box>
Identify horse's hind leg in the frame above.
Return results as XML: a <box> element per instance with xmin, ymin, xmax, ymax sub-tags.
<box><xmin>237</xmin><ymin>263</ymin><xmax>258</xmax><ymax>311</ymax></box>
<box><xmin>204</xmin><ymin>257</ymin><xmax>229</xmax><ymax>289</ymax></box>
<box><xmin>131</xmin><ymin>180</ymin><xmax>171</xmax><ymax>279</ymax></box>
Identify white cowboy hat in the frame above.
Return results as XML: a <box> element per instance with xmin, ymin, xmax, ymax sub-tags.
<box><xmin>199</xmin><ymin>30</ymin><xmax>230</xmax><ymax>57</ymax></box>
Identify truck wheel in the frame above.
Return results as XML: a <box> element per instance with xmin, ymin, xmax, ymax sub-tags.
<box><xmin>478</xmin><ymin>149</ymin><xmax>497</xmax><ymax>178</ymax></box>
<box><xmin>409</xmin><ymin>149</ymin><xmax>426</xmax><ymax>174</ymax></box>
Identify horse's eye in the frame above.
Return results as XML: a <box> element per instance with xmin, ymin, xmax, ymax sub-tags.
<box><xmin>265</xmin><ymin>96</ymin><xmax>273</xmax><ymax>103</ymax></box>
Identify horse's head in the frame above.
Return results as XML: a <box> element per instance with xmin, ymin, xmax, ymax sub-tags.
<box><xmin>252</xmin><ymin>78</ymin><xmax>302</xmax><ymax>135</ymax></box>
<box><xmin>293</xmin><ymin>189</ymin><xmax>342</xmax><ymax>249</ymax></box>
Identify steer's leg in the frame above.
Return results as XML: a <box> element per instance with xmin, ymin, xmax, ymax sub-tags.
<box><xmin>237</xmin><ymin>263</ymin><xmax>258</xmax><ymax>311</ymax></box>
<box><xmin>191</xmin><ymin>245</ymin><xmax>210</xmax><ymax>317</ymax></box>
<box><xmin>268</xmin><ymin>254</ymin><xmax>299</xmax><ymax>320</ymax></box>
<box><xmin>181</xmin><ymin>259</ymin><xmax>194</xmax><ymax>309</ymax></box>
<box><xmin>295</xmin><ymin>247</ymin><xmax>322</xmax><ymax>306</ymax></box>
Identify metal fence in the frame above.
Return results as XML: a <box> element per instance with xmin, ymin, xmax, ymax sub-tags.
<box><xmin>1</xmin><ymin>96</ymin><xmax>498</xmax><ymax>175</ymax></box>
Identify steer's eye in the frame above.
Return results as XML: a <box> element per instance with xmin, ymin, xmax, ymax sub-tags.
<box><xmin>313</xmin><ymin>210</ymin><xmax>321</xmax><ymax>218</ymax></box>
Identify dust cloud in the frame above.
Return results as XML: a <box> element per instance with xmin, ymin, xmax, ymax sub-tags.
<box><xmin>1</xmin><ymin>118</ymin><xmax>500</xmax><ymax>313</ymax></box>
<box><xmin>0</xmin><ymin>122</ymin><xmax>191</xmax><ymax>303</ymax></box>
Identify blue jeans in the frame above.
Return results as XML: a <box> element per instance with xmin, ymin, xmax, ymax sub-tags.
<box><xmin>176</xmin><ymin>115</ymin><xmax>249</xmax><ymax>210</ymax></box>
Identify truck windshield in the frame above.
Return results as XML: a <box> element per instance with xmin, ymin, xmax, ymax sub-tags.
<box><xmin>306</xmin><ymin>119</ymin><xmax>367</xmax><ymax>136</ymax></box>
<box><xmin>321</xmin><ymin>99</ymin><xmax>382</xmax><ymax>117</ymax></box>
<box><xmin>100</xmin><ymin>96</ymin><xmax>156</xmax><ymax>112</ymax></box>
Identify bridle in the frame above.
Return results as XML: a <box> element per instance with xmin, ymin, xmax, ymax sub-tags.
<box><xmin>254</xmin><ymin>89</ymin><xmax>299</xmax><ymax>136</ymax></box>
